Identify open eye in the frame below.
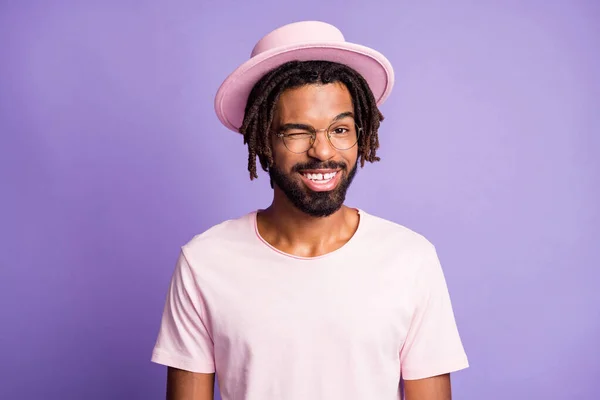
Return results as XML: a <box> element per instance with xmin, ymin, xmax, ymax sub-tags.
<box><xmin>330</xmin><ymin>127</ymin><xmax>350</xmax><ymax>136</ymax></box>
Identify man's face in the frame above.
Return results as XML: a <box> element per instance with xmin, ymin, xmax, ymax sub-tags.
<box><xmin>269</xmin><ymin>82</ymin><xmax>359</xmax><ymax>217</ymax></box>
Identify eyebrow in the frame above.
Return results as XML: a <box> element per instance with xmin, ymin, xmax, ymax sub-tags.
<box><xmin>279</xmin><ymin>111</ymin><xmax>355</xmax><ymax>131</ymax></box>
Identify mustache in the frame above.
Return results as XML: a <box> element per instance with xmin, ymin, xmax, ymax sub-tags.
<box><xmin>292</xmin><ymin>160</ymin><xmax>347</xmax><ymax>172</ymax></box>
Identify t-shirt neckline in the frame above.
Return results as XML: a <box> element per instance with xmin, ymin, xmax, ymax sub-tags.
<box><xmin>252</xmin><ymin>208</ymin><xmax>365</xmax><ymax>261</ymax></box>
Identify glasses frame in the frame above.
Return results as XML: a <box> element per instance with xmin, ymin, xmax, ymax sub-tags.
<box><xmin>274</xmin><ymin>121</ymin><xmax>363</xmax><ymax>154</ymax></box>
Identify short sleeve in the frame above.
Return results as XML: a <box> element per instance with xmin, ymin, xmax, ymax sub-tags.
<box><xmin>151</xmin><ymin>249</ymin><xmax>215</xmax><ymax>373</ymax></box>
<box><xmin>400</xmin><ymin>244</ymin><xmax>469</xmax><ymax>380</ymax></box>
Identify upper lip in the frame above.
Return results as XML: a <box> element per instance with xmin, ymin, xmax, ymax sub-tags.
<box><xmin>299</xmin><ymin>169</ymin><xmax>340</xmax><ymax>174</ymax></box>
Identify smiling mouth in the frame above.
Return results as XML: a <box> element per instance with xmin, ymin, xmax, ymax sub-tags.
<box><xmin>301</xmin><ymin>171</ymin><xmax>338</xmax><ymax>183</ymax></box>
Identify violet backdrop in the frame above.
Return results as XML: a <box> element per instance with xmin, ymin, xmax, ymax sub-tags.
<box><xmin>1</xmin><ymin>1</ymin><xmax>598</xmax><ymax>399</ymax></box>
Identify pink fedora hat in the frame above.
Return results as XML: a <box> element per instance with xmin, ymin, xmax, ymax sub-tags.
<box><xmin>214</xmin><ymin>20</ymin><xmax>395</xmax><ymax>133</ymax></box>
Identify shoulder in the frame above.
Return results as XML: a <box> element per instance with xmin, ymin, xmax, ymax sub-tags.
<box><xmin>181</xmin><ymin>211</ymin><xmax>256</xmax><ymax>260</ymax></box>
<box><xmin>358</xmin><ymin>210</ymin><xmax>448</xmax><ymax>293</ymax></box>
<box><xmin>358</xmin><ymin>209</ymin><xmax>436</xmax><ymax>255</ymax></box>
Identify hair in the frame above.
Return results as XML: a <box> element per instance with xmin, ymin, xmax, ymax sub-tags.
<box><xmin>239</xmin><ymin>60</ymin><xmax>384</xmax><ymax>180</ymax></box>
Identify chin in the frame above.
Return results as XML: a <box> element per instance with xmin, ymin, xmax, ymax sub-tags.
<box><xmin>269</xmin><ymin>162</ymin><xmax>356</xmax><ymax>217</ymax></box>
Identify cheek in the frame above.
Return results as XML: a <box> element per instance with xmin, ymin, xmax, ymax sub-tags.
<box><xmin>342</xmin><ymin>147</ymin><xmax>359</xmax><ymax>166</ymax></box>
<box><xmin>271</xmin><ymin>145</ymin><xmax>297</xmax><ymax>172</ymax></box>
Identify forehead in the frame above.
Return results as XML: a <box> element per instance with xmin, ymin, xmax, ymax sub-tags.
<box><xmin>275</xmin><ymin>83</ymin><xmax>353</xmax><ymax>124</ymax></box>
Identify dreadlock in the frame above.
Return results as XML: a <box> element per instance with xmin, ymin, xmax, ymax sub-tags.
<box><xmin>239</xmin><ymin>60</ymin><xmax>385</xmax><ymax>180</ymax></box>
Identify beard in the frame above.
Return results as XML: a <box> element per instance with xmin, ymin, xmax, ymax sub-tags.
<box><xmin>268</xmin><ymin>159</ymin><xmax>358</xmax><ymax>218</ymax></box>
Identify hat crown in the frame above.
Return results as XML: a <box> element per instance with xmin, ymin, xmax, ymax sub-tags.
<box><xmin>251</xmin><ymin>21</ymin><xmax>345</xmax><ymax>57</ymax></box>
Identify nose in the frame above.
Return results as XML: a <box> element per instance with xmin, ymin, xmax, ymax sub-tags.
<box><xmin>307</xmin><ymin>129</ymin><xmax>335</xmax><ymax>161</ymax></box>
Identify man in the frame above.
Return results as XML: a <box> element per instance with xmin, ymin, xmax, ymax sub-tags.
<box><xmin>151</xmin><ymin>21</ymin><xmax>469</xmax><ymax>400</ymax></box>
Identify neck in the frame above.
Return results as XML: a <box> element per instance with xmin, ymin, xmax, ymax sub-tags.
<box><xmin>257</xmin><ymin>189</ymin><xmax>359</xmax><ymax>257</ymax></box>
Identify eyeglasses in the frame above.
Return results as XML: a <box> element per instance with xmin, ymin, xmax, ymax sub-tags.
<box><xmin>274</xmin><ymin>121</ymin><xmax>362</xmax><ymax>154</ymax></box>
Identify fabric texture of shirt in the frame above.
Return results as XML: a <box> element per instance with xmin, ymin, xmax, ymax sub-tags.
<box><xmin>151</xmin><ymin>209</ymin><xmax>469</xmax><ymax>399</ymax></box>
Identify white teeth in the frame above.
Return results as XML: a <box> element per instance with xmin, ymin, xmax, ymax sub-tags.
<box><xmin>303</xmin><ymin>171</ymin><xmax>337</xmax><ymax>182</ymax></box>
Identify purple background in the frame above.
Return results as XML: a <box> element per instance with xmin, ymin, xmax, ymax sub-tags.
<box><xmin>1</xmin><ymin>1</ymin><xmax>598</xmax><ymax>399</ymax></box>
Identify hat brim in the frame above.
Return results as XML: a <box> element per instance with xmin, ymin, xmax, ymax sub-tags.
<box><xmin>214</xmin><ymin>41</ymin><xmax>395</xmax><ymax>133</ymax></box>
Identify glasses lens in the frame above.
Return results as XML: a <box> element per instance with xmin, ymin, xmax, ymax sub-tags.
<box><xmin>282</xmin><ymin>132</ymin><xmax>313</xmax><ymax>153</ymax></box>
<box><xmin>279</xmin><ymin>122</ymin><xmax>362</xmax><ymax>153</ymax></box>
<box><xmin>328</xmin><ymin>122</ymin><xmax>360</xmax><ymax>150</ymax></box>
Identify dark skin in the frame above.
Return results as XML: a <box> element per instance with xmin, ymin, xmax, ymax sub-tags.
<box><xmin>166</xmin><ymin>367</ymin><xmax>214</xmax><ymax>399</ymax></box>
<box><xmin>404</xmin><ymin>374</ymin><xmax>452</xmax><ymax>400</ymax></box>
<box><xmin>166</xmin><ymin>82</ymin><xmax>453</xmax><ymax>400</ymax></box>
<box><xmin>257</xmin><ymin>82</ymin><xmax>360</xmax><ymax>258</ymax></box>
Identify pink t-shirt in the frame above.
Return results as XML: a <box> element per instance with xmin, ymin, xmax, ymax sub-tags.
<box><xmin>151</xmin><ymin>209</ymin><xmax>468</xmax><ymax>399</ymax></box>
